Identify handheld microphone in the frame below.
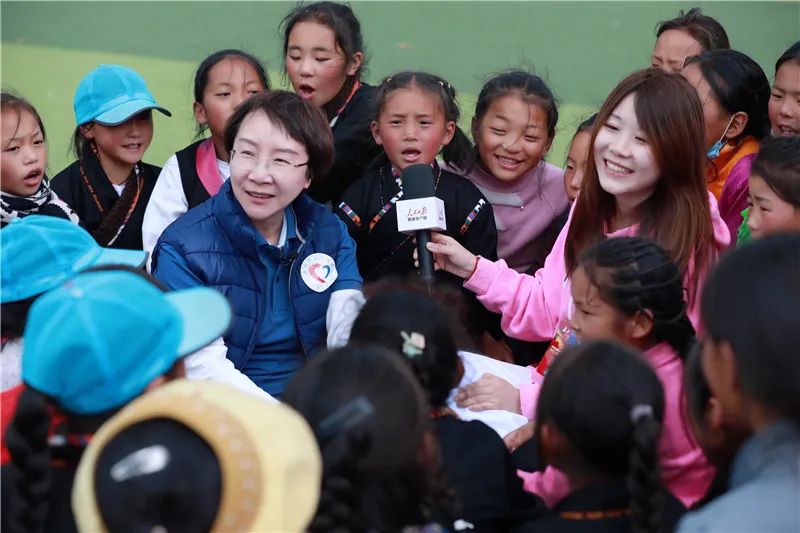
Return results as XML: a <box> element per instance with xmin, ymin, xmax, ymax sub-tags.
<box><xmin>396</xmin><ymin>164</ymin><xmax>447</xmax><ymax>285</ymax></box>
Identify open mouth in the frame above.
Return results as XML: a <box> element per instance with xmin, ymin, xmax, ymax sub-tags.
<box><xmin>123</xmin><ymin>143</ymin><xmax>143</xmax><ymax>151</ymax></box>
<box><xmin>23</xmin><ymin>169</ymin><xmax>43</xmax><ymax>186</ymax></box>
<box><xmin>297</xmin><ymin>84</ymin><xmax>315</xmax><ymax>100</ymax></box>
<box><xmin>777</xmin><ymin>124</ymin><xmax>799</xmax><ymax>136</ymax></box>
<box><xmin>494</xmin><ymin>154</ymin><xmax>523</xmax><ymax>170</ymax></box>
<box><xmin>604</xmin><ymin>159</ymin><xmax>633</xmax><ymax>176</ymax></box>
<box><xmin>401</xmin><ymin>148</ymin><xmax>422</xmax><ymax>162</ymax></box>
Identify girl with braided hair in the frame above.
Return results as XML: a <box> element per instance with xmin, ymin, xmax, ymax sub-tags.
<box><xmin>349</xmin><ymin>288</ymin><xmax>536</xmax><ymax>530</ymax></box>
<box><xmin>514</xmin><ymin>340</ymin><xmax>687</xmax><ymax>533</ymax></box>
<box><xmin>282</xmin><ymin>345</ymin><xmax>458</xmax><ymax>532</ymax></box>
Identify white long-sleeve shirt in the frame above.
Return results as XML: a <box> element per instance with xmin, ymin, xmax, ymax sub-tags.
<box><xmin>142</xmin><ymin>154</ymin><xmax>230</xmax><ymax>271</ymax></box>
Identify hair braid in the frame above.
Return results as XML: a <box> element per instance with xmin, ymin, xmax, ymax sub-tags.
<box><xmin>628</xmin><ymin>412</ymin><xmax>664</xmax><ymax>533</ymax></box>
<box><xmin>6</xmin><ymin>388</ymin><xmax>54</xmax><ymax>533</ymax></box>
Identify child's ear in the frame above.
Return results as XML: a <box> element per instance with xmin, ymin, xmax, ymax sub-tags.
<box><xmin>470</xmin><ymin>116</ymin><xmax>480</xmax><ymax>142</ymax></box>
<box><xmin>346</xmin><ymin>52</ymin><xmax>364</xmax><ymax>77</ymax></box>
<box><xmin>441</xmin><ymin>121</ymin><xmax>456</xmax><ymax>146</ymax></box>
<box><xmin>707</xmin><ymin>396</ymin><xmax>725</xmax><ymax>432</ymax></box>
<box><xmin>726</xmin><ymin>111</ymin><xmax>748</xmax><ymax>140</ymax></box>
<box><xmin>628</xmin><ymin>309</ymin><xmax>654</xmax><ymax>341</ymax></box>
<box><xmin>193</xmin><ymin>101</ymin><xmax>207</xmax><ymax>126</ymax></box>
<box><xmin>79</xmin><ymin>123</ymin><xmax>95</xmax><ymax>140</ymax></box>
<box><xmin>544</xmin><ymin>136</ymin><xmax>554</xmax><ymax>155</ymax></box>
<box><xmin>370</xmin><ymin>120</ymin><xmax>383</xmax><ymax>145</ymax></box>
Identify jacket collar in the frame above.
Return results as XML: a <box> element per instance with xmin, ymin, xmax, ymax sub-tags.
<box><xmin>212</xmin><ymin>180</ymin><xmax>327</xmax><ymax>258</ymax></box>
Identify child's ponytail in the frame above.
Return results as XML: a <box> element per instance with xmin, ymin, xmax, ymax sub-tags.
<box><xmin>6</xmin><ymin>388</ymin><xmax>54</xmax><ymax>533</ymax></box>
<box><xmin>435</xmin><ymin>79</ymin><xmax>474</xmax><ymax>171</ymax></box>
<box><xmin>371</xmin><ymin>72</ymin><xmax>475</xmax><ymax>171</ymax></box>
<box><xmin>628</xmin><ymin>405</ymin><xmax>664</xmax><ymax>533</ymax></box>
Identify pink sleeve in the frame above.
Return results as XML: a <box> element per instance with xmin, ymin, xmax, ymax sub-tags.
<box><xmin>518</xmin><ymin>466</ymin><xmax>572</xmax><ymax>508</ymax></box>
<box><xmin>464</xmin><ymin>221</ymin><xmax>571</xmax><ymax>342</ymax></box>
<box><xmin>518</xmin><ymin>381</ymin><xmax>542</xmax><ymax>420</ymax></box>
<box><xmin>718</xmin><ymin>155</ymin><xmax>755</xmax><ymax>247</ymax></box>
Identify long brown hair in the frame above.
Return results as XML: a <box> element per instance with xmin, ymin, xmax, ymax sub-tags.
<box><xmin>565</xmin><ymin>68</ymin><xmax>715</xmax><ymax>287</ymax></box>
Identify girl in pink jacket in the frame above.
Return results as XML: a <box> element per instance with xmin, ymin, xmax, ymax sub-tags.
<box><xmin>426</xmin><ymin>69</ymin><xmax>729</xmax><ymax>507</ymax></box>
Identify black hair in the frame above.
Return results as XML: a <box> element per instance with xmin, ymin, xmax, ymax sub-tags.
<box><xmin>224</xmin><ymin>91</ymin><xmax>334</xmax><ymax>183</ymax></box>
<box><xmin>281</xmin><ymin>1</ymin><xmax>367</xmax><ymax>77</ymax></box>
<box><xmin>579</xmin><ymin>236</ymin><xmax>696</xmax><ymax>360</ymax></box>
<box><xmin>683</xmin><ymin>342</ymin><xmax>711</xmax><ymax>437</ymax></box>
<box><xmin>535</xmin><ymin>341</ymin><xmax>666</xmax><ymax>533</ymax></box>
<box><xmin>192</xmin><ymin>49</ymin><xmax>270</xmax><ymax>137</ymax></box>
<box><xmin>775</xmin><ymin>41</ymin><xmax>800</xmax><ymax>72</ymax></box>
<box><xmin>701</xmin><ymin>233</ymin><xmax>800</xmax><ymax>424</ymax></box>
<box><xmin>655</xmin><ymin>8</ymin><xmax>730</xmax><ymax>51</ymax></box>
<box><xmin>750</xmin><ymin>131</ymin><xmax>800</xmax><ymax>207</ymax></box>
<box><xmin>471</xmin><ymin>70</ymin><xmax>559</xmax><ymax>170</ymax></box>
<box><xmin>1</xmin><ymin>91</ymin><xmax>47</xmax><ymax>146</ymax></box>
<box><xmin>0</xmin><ymin>295</ymin><xmax>37</xmax><ymax>339</ymax></box>
<box><xmin>5</xmin><ymin>265</ymin><xmax>173</xmax><ymax>533</ymax></box>
<box><xmin>350</xmin><ymin>289</ymin><xmax>459</xmax><ymax>408</ymax></box>
<box><xmin>575</xmin><ymin>113</ymin><xmax>597</xmax><ymax>135</ymax></box>
<box><xmin>94</xmin><ymin>418</ymin><xmax>222</xmax><ymax>533</ymax></box>
<box><xmin>282</xmin><ymin>345</ymin><xmax>456</xmax><ymax>532</ymax></box>
<box><xmin>372</xmin><ymin>71</ymin><xmax>474</xmax><ymax>170</ymax></box>
<box><xmin>684</xmin><ymin>49</ymin><xmax>771</xmax><ymax>141</ymax></box>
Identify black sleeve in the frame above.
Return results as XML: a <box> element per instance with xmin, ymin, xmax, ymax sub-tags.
<box><xmin>455</xmin><ymin>187</ymin><xmax>498</xmax><ymax>262</ymax></box>
<box><xmin>49</xmin><ymin>165</ymin><xmax>78</xmax><ymax>209</ymax></box>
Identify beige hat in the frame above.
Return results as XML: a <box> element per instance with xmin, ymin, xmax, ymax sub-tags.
<box><xmin>72</xmin><ymin>379</ymin><xmax>321</xmax><ymax>532</ymax></box>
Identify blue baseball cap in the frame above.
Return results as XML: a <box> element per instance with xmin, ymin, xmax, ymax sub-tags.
<box><xmin>74</xmin><ymin>64</ymin><xmax>171</xmax><ymax>126</ymax></box>
<box><xmin>1</xmin><ymin>215</ymin><xmax>147</xmax><ymax>303</ymax></box>
<box><xmin>22</xmin><ymin>270</ymin><xmax>232</xmax><ymax>415</ymax></box>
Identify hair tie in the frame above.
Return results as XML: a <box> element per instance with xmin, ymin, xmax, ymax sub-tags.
<box><xmin>317</xmin><ymin>396</ymin><xmax>375</xmax><ymax>447</ymax></box>
<box><xmin>400</xmin><ymin>331</ymin><xmax>425</xmax><ymax>359</ymax></box>
<box><xmin>630</xmin><ymin>404</ymin><xmax>654</xmax><ymax>424</ymax></box>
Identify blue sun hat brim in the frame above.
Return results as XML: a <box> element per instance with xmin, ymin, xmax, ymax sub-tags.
<box><xmin>74</xmin><ymin>64</ymin><xmax>171</xmax><ymax>126</ymax></box>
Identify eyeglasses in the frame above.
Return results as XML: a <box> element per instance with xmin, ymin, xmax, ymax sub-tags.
<box><xmin>230</xmin><ymin>149</ymin><xmax>309</xmax><ymax>172</ymax></box>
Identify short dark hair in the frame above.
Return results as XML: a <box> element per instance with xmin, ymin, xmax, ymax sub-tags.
<box><xmin>655</xmin><ymin>8</ymin><xmax>730</xmax><ymax>51</ymax></box>
<box><xmin>684</xmin><ymin>49</ymin><xmax>772</xmax><ymax>141</ymax></box>
<box><xmin>750</xmin><ymin>135</ymin><xmax>800</xmax><ymax>207</ymax></box>
<box><xmin>281</xmin><ymin>1</ymin><xmax>367</xmax><ymax>78</ymax></box>
<box><xmin>701</xmin><ymin>233</ymin><xmax>800</xmax><ymax>424</ymax></box>
<box><xmin>775</xmin><ymin>40</ymin><xmax>800</xmax><ymax>73</ymax></box>
<box><xmin>223</xmin><ymin>91</ymin><xmax>334</xmax><ymax>183</ymax></box>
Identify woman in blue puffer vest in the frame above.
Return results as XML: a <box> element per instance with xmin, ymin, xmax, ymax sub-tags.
<box><xmin>153</xmin><ymin>91</ymin><xmax>363</xmax><ymax>399</ymax></box>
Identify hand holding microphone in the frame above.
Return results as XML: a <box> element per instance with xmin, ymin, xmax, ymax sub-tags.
<box><xmin>416</xmin><ymin>233</ymin><xmax>479</xmax><ymax>280</ymax></box>
<box><xmin>396</xmin><ymin>164</ymin><xmax>445</xmax><ymax>284</ymax></box>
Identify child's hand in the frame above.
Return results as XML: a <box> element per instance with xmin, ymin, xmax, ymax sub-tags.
<box><xmin>456</xmin><ymin>373</ymin><xmax>521</xmax><ymax>414</ymax></box>
<box><xmin>423</xmin><ymin>233</ymin><xmax>478</xmax><ymax>279</ymax></box>
<box><xmin>504</xmin><ymin>421</ymin><xmax>535</xmax><ymax>452</ymax></box>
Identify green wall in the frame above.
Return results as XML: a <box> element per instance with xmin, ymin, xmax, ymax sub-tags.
<box><xmin>2</xmin><ymin>1</ymin><xmax>797</xmax><ymax>173</ymax></box>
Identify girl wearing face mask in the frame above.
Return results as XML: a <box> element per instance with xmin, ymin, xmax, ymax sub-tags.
<box><xmin>682</xmin><ymin>50</ymin><xmax>771</xmax><ymax>242</ymax></box>
<box><xmin>281</xmin><ymin>1</ymin><xmax>382</xmax><ymax>206</ymax></box>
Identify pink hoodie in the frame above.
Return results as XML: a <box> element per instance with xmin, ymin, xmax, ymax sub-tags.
<box><xmin>518</xmin><ymin>343</ymin><xmax>716</xmax><ymax>508</ymax></box>
<box><xmin>462</xmin><ymin>193</ymin><xmax>729</xmax><ymax>507</ymax></box>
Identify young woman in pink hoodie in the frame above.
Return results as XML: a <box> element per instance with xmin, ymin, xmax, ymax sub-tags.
<box><xmin>425</xmin><ymin>69</ymin><xmax>729</xmax><ymax>507</ymax></box>
<box><xmin>426</xmin><ymin>68</ymin><xmax>729</xmax><ymax>359</ymax></box>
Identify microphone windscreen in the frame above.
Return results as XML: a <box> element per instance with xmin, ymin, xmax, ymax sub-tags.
<box><xmin>401</xmin><ymin>164</ymin><xmax>436</xmax><ymax>199</ymax></box>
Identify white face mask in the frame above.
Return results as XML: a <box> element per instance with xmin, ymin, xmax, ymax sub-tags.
<box><xmin>707</xmin><ymin>115</ymin><xmax>736</xmax><ymax>159</ymax></box>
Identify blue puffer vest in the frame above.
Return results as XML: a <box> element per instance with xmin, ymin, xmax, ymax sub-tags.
<box><xmin>153</xmin><ymin>180</ymin><xmax>350</xmax><ymax>369</ymax></box>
